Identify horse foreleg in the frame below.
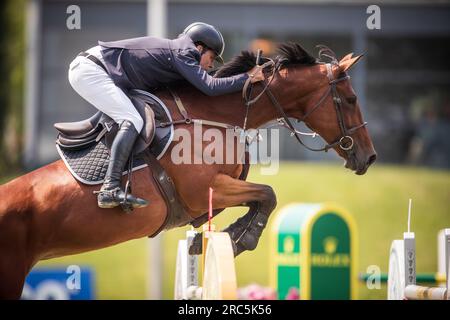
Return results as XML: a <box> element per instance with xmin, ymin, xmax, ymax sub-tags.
<box><xmin>190</xmin><ymin>174</ymin><xmax>277</xmax><ymax>256</ymax></box>
<box><xmin>222</xmin><ymin>202</ymin><xmax>263</xmax><ymax>256</ymax></box>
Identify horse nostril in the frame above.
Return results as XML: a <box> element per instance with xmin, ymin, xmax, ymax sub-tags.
<box><xmin>367</xmin><ymin>153</ymin><xmax>377</xmax><ymax>166</ymax></box>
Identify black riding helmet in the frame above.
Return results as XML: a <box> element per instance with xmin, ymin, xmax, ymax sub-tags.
<box><xmin>182</xmin><ymin>22</ymin><xmax>225</xmax><ymax>64</ymax></box>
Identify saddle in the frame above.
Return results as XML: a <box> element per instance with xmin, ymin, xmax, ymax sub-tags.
<box><xmin>55</xmin><ymin>89</ymin><xmax>170</xmax><ymax>157</ymax></box>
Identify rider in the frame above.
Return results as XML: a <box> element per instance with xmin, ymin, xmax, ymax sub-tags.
<box><xmin>68</xmin><ymin>22</ymin><xmax>264</xmax><ymax>211</ymax></box>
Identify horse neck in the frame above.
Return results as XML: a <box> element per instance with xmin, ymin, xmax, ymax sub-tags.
<box><xmin>173</xmin><ymin>64</ymin><xmax>326</xmax><ymax>129</ymax></box>
<box><xmin>173</xmin><ymin>85</ymin><xmax>279</xmax><ymax>129</ymax></box>
<box><xmin>244</xmin><ymin>64</ymin><xmax>327</xmax><ymax>127</ymax></box>
<box><xmin>259</xmin><ymin>64</ymin><xmax>328</xmax><ymax>121</ymax></box>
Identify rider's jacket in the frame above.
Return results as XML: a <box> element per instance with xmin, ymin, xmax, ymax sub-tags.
<box><xmin>99</xmin><ymin>34</ymin><xmax>248</xmax><ymax>95</ymax></box>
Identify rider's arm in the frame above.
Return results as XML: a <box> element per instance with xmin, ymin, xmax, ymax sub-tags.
<box><xmin>172</xmin><ymin>50</ymin><xmax>249</xmax><ymax>96</ymax></box>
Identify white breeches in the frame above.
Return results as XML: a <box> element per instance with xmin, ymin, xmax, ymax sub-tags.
<box><xmin>68</xmin><ymin>46</ymin><xmax>144</xmax><ymax>132</ymax></box>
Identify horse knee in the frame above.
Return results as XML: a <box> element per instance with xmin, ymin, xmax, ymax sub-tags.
<box><xmin>261</xmin><ymin>186</ymin><xmax>277</xmax><ymax>213</ymax></box>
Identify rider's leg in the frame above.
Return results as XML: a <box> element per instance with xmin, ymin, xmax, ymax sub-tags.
<box><xmin>97</xmin><ymin>119</ymin><xmax>148</xmax><ymax>209</ymax></box>
<box><xmin>68</xmin><ymin>54</ymin><xmax>148</xmax><ymax>209</ymax></box>
<box><xmin>68</xmin><ymin>55</ymin><xmax>144</xmax><ymax>132</ymax></box>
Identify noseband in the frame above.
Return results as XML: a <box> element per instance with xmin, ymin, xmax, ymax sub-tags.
<box><xmin>243</xmin><ymin>61</ymin><xmax>368</xmax><ymax>153</ymax></box>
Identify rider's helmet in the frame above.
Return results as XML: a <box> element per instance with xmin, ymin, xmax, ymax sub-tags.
<box><xmin>182</xmin><ymin>22</ymin><xmax>225</xmax><ymax>63</ymax></box>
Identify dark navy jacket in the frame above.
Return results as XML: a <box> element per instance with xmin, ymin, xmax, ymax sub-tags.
<box><xmin>99</xmin><ymin>35</ymin><xmax>248</xmax><ymax>96</ymax></box>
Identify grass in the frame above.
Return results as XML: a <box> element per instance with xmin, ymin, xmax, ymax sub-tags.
<box><xmin>8</xmin><ymin>162</ymin><xmax>450</xmax><ymax>299</ymax></box>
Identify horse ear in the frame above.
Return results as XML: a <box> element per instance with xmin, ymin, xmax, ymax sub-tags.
<box><xmin>339</xmin><ymin>54</ymin><xmax>364</xmax><ymax>72</ymax></box>
<box><xmin>339</xmin><ymin>53</ymin><xmax>354</xmax><ymax>63</ymax></box>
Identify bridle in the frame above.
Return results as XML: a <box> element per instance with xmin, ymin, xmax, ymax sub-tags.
<box><xmin>243</xmin><ymin>56</ymin><xmax>368</xmax><ymax>153</ymax></box>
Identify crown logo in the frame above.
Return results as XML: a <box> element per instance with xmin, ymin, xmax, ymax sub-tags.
<box><xmin>323</xmin><ymin>237</ymin><xmax>338</xmax><ymax>254</ymax></box>
<box><xmin>283</xmin><ymin>236</ymin><xmax>295</xmax><ymax>254</ymax></box>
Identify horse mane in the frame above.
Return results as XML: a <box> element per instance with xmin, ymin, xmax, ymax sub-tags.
<box><xmin>214</xmin><ymin>42</ymin><xmax>317</xmax><ymax>78</ymax></box>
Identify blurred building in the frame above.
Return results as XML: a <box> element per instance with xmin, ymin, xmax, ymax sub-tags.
<box><xmin>25</xmin><ymin>0</ymin><xmax>450</xmax><ymax>168</ymax></box>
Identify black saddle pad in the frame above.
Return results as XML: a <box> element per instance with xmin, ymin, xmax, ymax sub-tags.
<box><xmin>56</xmin><ymin>90</ymin><xmax>174</xmax><ymax>185</ymax></box>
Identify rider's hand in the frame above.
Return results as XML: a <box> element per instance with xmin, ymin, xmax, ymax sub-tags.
<box><xmin>247</xmin><ymin>66</ymin><xmax>264</xmax><ymax>83</ymax></box>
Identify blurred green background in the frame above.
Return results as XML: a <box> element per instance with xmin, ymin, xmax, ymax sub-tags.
<box><xmin>0</xmin><ymin>0</ymin><xmax>25</xmax><ymax>176</ymax></box>
<box><xmin>15</xmin><ymin>162</ymin><xmax>447</xmax><ymax>300</ymax></box>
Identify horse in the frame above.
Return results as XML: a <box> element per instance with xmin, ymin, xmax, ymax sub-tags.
<box><xmin>0</xmin><ymin>42</ymin><xmax>376</xmax><ymax>299</ymax></box>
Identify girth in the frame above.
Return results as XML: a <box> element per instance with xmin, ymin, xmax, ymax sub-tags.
<box><xmin>144</xmin><ymin>150</ymin><xmax>193</xmax><ymax>237</ymax></box>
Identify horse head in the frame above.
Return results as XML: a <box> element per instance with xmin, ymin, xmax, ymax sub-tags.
<box><xmin>271</xmin><ymin>43</ymin><xmax>377</xmax><ymax>175</ymax></box>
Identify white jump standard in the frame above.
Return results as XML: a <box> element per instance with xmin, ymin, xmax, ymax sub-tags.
<box><xmin>174</xmin><ymin>227</ymin><xmax>237</xmax><ymax>300</ymax></box>
<box><xmin>174</xmin><ymin>187</ymin><xmax>237</xmax><ymax>300</ymax></box>
<box><xmin>387</xmin><ymin>200</ymin><xmax>449</xmax><ymax>300</ymax></box>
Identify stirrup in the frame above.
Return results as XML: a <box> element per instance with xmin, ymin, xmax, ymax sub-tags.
<box><xmin>93</xmin><ymin>187</ymin><xmax>121</xmax><ymax>197</ymax></box>
<box><xmin>94</xmin><ymin>186</ymin><xmax>134</xmax><ymax>213</ymax></box>
<box><xmin>120</xmin><ymin>180</ymin><xmax>134</xmax><ymax>213</ymax></box>
<box><xmin>94</xmin><ymin>187</ymin><xmax>122</xmax><ymax>210</ymax></box>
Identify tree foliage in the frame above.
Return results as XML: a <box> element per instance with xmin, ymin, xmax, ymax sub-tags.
<box><xmin>0</xmin><ymin>0</ymin><xmax>25</xmax><ymax>176</ymax></box>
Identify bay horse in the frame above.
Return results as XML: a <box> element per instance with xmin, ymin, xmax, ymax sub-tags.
<box><xmin>0</xmin><ymin>43</ymin><xmax>376</xmax><ymax>299</ymax></box>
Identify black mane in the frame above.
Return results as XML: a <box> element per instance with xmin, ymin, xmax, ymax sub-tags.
<box><xmin>277</xmin><ymin>42</ymin><xmax>317</xmax><ymax>66</ymax></box>
<box><xmin>215</xmin><ymin>42</ymin><xmax>317</xmax><ymax>78</ymax></box>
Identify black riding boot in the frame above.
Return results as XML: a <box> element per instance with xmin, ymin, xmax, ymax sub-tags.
<box><xmin>97</xmin><ymin>120</ymin><xmax>148</xmax><ymax>210</ymax></box>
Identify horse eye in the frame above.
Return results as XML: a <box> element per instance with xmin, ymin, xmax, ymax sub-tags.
<box><xmin>347</xmin><ymin>96</ymin><xmax>357</xmax><ymax>104</ymax></box>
